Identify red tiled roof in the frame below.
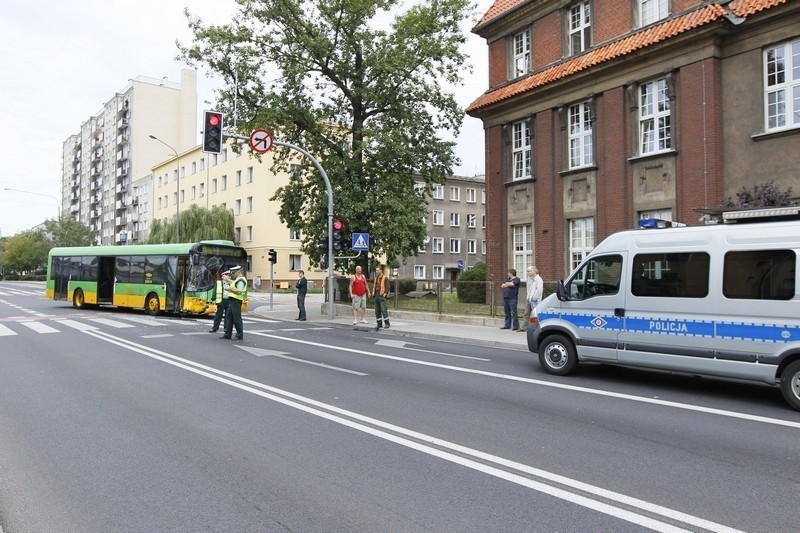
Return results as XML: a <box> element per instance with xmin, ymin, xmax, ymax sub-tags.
<box><xmin>473</xmin><ymin>0</ymin><xmax>526</xmax><ymax>30</ymax></box>
<box><xmin>467</xmin><ymin>0</ymin><xmax>788</xmax><ymax>114</ymax></box>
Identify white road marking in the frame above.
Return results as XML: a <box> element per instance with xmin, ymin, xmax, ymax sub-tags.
<box><xmin>373</xmin><ymin>338</ymin><xmax>490</xmax><ymax>361</ymax></box>
<box><xmin>88</xmin><ymin>318</ymin><xmax>136</xmax><ymax>328</ymax></box>
<box><xmin>81</xmin><ymin>329</ymin><xmax>744</xmax><ymax>533</ymax></box>
<box><xmin>19</xmin><ymin>321</ymin><xmax>59</xmax><ymax>334</ymax></box>
<box><xmin>237</xmin><ymin>345</ymin><xmax>368</xmax><ymax>375</ymax></box>
<box><xmin>0</xmin><ymin>323</ymin><xmax>15</xmax><ymax>336</ymax></box>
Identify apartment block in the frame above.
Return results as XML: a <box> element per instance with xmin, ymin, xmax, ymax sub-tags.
<box><xmin>467</xmin><ymin>0</ymin><xmax>800</xmax><ymax>282</ymax></box>
<box><xmin>61</xmin><ymin>70</ymin><xmax>197</xmax><ymax>245</ymax></box>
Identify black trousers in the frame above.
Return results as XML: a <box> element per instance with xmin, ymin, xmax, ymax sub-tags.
<box><xmin>212</xmin><ymin>298</ymin><xmax>229</xmax><ymax>330</ymax></box>
<box><xmin>224</xmin><ymin>298</ymin><xmax>244</xmax><ymax>338</ymax></box>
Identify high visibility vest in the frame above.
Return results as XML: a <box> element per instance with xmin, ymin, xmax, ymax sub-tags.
<box><xmin>214</xmin><ymin>280</ymin><xmax>223</xmax><ymax>303</ymax></box>
<box><xmin>229</xmin><ymin>275</ymin><xmax>248</xmax><ymax>301</ymax></box>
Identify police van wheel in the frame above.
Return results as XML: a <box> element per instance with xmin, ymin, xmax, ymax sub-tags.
<box><xmin>779</xmin><ymin>360</ymin><xmax>800</xmax><ymax>411</ymax></box>
<box><xmin>73</xmin><ymin>289</ymin><xmax>85</xmax><ymax>309</ymax></box>
<box><xmin>144</xmin><ymin>294</ymin><xmax>161</xmax><ymax>316</ymax></box>
<box><xmin>538</xmin><ymin>334</ymin><xmax>578</xmax><ymax>376</ymax></box>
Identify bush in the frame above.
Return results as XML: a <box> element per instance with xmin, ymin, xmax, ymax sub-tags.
<box><xmin>391</xmin><ymin>277</ymin><xmax>417</xmax><ymax>295</ymax></box>
<box><xmin>457</xmin><ymin>262</ymin><xmax>486</xmax><ymax>303</ymax></box>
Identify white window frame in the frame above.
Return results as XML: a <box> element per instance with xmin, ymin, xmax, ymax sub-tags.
<box><xmin>765</xmin><ymin>40</ymin><xmax>800</xmax><ymax>131</ymax></box>
<box><xmin>513</xmin><ymin>30</ymin><xmax>530</xmax><ymax>78</ymax></box>
<box><xmin>247</xmin><ymin>166</ymin><xmax>254</xmax><ymax>183</ymax></box>
<box><xmin>290</xmin><ymin>228</ymin><xmax>302</xmax><ymax>241</ymax></box>
<box><xmin>235</xmin><ymin>199</ymin><xmax>241</xmax><ymax>215</ymax></box>
<box><xmin>432</xmin><ymin>265</ymin><xmax>445</xmax><ymax>279</ymax></box>
<box><xmin>467</xmin><ymin>214</ymin><xmax>477</xmax><ymax>228</ymax></box>
<box><xmin>246</xmin><ymin>196</ymin><xmax>253</xmax><ymax>213</ymax></box>
<box><xmin>466</xmin><ymin>188</ymin><xmax>477</xmax><ymax>203</ymax></box>
<box><xmin>449</xmin><ymin>212</ymin><xmax>460</xmax><ymax>227</ymax></box>
<box><xmin>467</xmin><ymin>239</ymin><xmax>477</xmax><ymax>254</ymax></box>
<box><xmin>449</xmin><ymin>238</ymin><xmax>461</xmax><ymax>254</ymax></box>
<box><xmin>246</xmin><ymin>225</ymin><xmax>253</xmax><ymax>242</ymax></box>
<box><xmin>569</xmin><ymin>217</ymin><xmax>595</xmax><ymax>271</ymax></box>
<box><xmin>569</xmin><ymin>1</ymin><xmax>591</xmax><ymax>55</ymax></box>
<box><xmin>512</xmin><ymin>120</ymin><xmax>532</xmax><ymax>180</ymax></box>
<box><xmin>289</xmin><ymin>254</ymin><xmax>302</xmax><ymax>271</ymax></box>
<box><xmin>569</xmin><ymin>101</ymin><xmax>593</xmax><ymax>168</ymax></box>
<box><xmin>432</xmin><ymin>185</ymin><xmax>444</xmax><ymax>200</ymax></box>
<box><xmin>432</xmin><ymin>210</ymin><xmax>444</xmax><ymax>226</ymax></box>
<box><xmin>640</xmin><ymin>0</ymin><xmax>668</xmax><ymax>27</ymax></box>
<box><xmin>512</xmin><ymin>224</ymin><xmax>532</xmax><ymax>275</ymax></box>
<box><xmin>449</xmin><ymin>186</ymin><xmax>460</xmax><ymax>201</ymax></box>
<box><xmin>639</xmin><ymin>78</ymin><xmax>671</xmax><ymax>155</ymax></box>
<box><xmin>414</xmin><ymin>265</ymin><xmax>426</xmax><ymax>279</ymax></box>
<box><xmin>432</xmin><ymin>237</ymin><xmax>444</xmax><ymax>254</ymax></box>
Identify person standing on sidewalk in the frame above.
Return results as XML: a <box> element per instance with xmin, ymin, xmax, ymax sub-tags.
<box><xmin>500</xmin><ymin>268</ymin><xmax>521</xmax><ymax>330</ymax></box>
<box><xmin>221</xmin><ymin>266</ymin><xmax>247</xmax><ymax>341</ymax></box>
<box><xmin>209</xmin><ymin>270</ymin><xmax>230</xmax><ymax>333</ymax></box>
<box><xmin>519</xmin><ymin>265</ymin><xmax>543</xmax><ymax>332</ymax></box>
<box><xmin>349</xmin><ymin>265</ymin><xmax>370</xmax><ymax>325</ymax></box>
<box><xmin>295</xmin><ymin>270</ymin><xmax>307</xmax><ymax>321</ymax></box>
<box><xmin>372</xmin><ymin>265</ymin><xmax>390</xmax><ymax>329</ymax></box>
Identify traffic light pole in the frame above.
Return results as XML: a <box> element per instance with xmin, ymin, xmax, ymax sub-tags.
<box><xmin>226</xmin><ymin>132</ymin><xmax>336</xmax><ymax>319</ymax></box>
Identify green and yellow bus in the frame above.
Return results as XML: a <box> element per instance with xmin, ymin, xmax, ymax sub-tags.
<box><xmin>46</xmin><ymin>241</ymin><xmax>248</xmax><ymax>316</ymax></box>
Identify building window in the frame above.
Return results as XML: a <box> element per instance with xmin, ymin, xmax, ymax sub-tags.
<box><xmin>221</xmin><ymin>175</ymin><xmax>227</xmax><ymax>191</ymax></box>
<box><xmin>481</xmin><ymin>214</ymin><xmax>486</xmax><ymax>228</ymax></box>
<box><xmin>432</xmin><ymin>185</ymin><xmax>444</xmax><ymax>200</ymax></box>
<box><xmin>432</xmin><ymin>237</ymin><xmax>444</xmax><ymax>253</ymax></box>
<box><xmin>569</xmin><ymin>217</ymin><xmax>595</xmax><ymax>270</ymax></box>
<box><xmin>481</xmin><ymin>189</ymin><xmax>486</xmax><ymax>204</ymax></box>
<box><xmin>199</xmin><ymin>183</ymin><xmax>205</xmax><ymax>197</ymax></box>
<box><xmin>246</xmin><ymin>226</ymin><xmax>253</xmax><ymax>242</ymax></box>
<box><xmin>212</xmin><ymin>178</ymin><xmax>217</xmax><ymax>193</ymax></box>
<box><xmin>569</xmin><ymin>1</ymin><xmax>591</xmax><ymax>55</ymax></box>
<box><xmin>191</xmin><ymin>185</ymin><xmax>196</xmax><ymax>200</ymax></box>
<box><xmin>467</xmin><ymin>214</ymin><xmax>477</xmax><ymax>228</ymax></box>
<box><xmin>413</xmin><ymin>182</ymin><xmax>426</xmax><ymax>196</ymax></box>
<box><xmin>449</xmin><ymin>186</ymin><xmax>460</xmax><ymax>201</ymax></box>
<box><xmin>512</xmin><ymin>30</ymin><xmax>530</xmax><ymax>78</ymax></box>
<box><xmin>639</xmin><ymin>0</ymin><xmax>668</xmax><ymax>26</ymax></box>
<box><xmin>234</xmin><ymin>226</ymin><xmax>241</xmax><ymax>243</ymax></box>
<box><xmin>512</xmin><ymin>224</ymin><xmax>532</xmax><ymax>275</ymax></box>
<box><xmin>765</xmin><ymin>40</ymin><xmax>800</xmax><ymax>131</ymax></box>
<box><xmin>569</xmin><ymin>101</ymin><xmax>593</xmax><ymax>168</ymax></box>
<box><xmin>432</xmin><ymin>210</ymin><xmax>444</xmax><ymax>226</ymax></box>
<box><xmin>466</xmin><ymin>188</ymin><xmax>476</xmax><ymax>203</ymax></box>
<box><xmin>639</xmin><ymin>209</ymin><xmax>673</xmax><ymax>222</ymax></box>
<box><xmin>639</xmin><ymin>78</ymin><xmax>671</xmax><ymax>155</ymax></box>
<box><xmin>290</xmin><ymin>228</ymin><xmax>302</xmax><ymax>241</ymax></box>
<box><xmin>482</xmin><ymin>240</ymin><xmax>486</xmax><ymax>255</ymax></box>
<box><xmin>449</xmin><ymin>238</ymin><xmax>461</xmax><ymax>254</ymax></box>
<box><xmin>191</xmin><ymin>161</ymin><xmax>197</xmax><ymax>174</ymax></box>
<box><xmin>236</xmin><ymin>170</ymin><xmax>242</xmax><ymax>187</ymax></box>
<box><xmin>246</xmin><ymin>196</ymin><xmax>253</xmax><ymax>213</ymax></box>
<box><xmin>235</xmin><ymin>199</ymin><xmax>241</xmax><ymax>215</ymax></box>
<box><xmin>414</xmin><ymin>265</ymin><xmax>426</xmax><ymax>279</ymax></box>
<box><xmin>289</xmin><ymin>254</ymin><xmax>302</xmax><ymax>271</ymax></box>
<box><xmin>449</xmin><ymin>213</ymin><xmax>460</xmax><ymax>227</ymax></box>
<box><xmin>467</xmin><ymin>239</ymin><xmax>477</xmax><ymax>254</ymax></box>
<box><xmin>247</xmin><ymin>166</ymin><xmax>254</xmax><ymax>183</ymax></box>
<box><xmin>512</xmin><ymin>120</ymin><xmax>532</xmax><ymax>180</ymax></box>
<box><xmin>432</xmin><ymin>265</ymin><xmax>444</xmax><ymax>279</ymax></box>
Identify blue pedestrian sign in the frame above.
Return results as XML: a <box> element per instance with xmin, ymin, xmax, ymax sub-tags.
<box><xmin>352</xmin><ymin>232</ymin><xmax>370</xmax><ymax>251</ymax></box>
<box><xmin>457</xmin><ymin>259</ymin><xmax>464</xmax><ymax>270</ymax></box>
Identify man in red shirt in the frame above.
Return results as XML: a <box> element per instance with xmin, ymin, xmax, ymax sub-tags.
<box><xmin>349</xmin><ymin>265</ymin><xmax>370</xmax><ymax>325</ymax></box>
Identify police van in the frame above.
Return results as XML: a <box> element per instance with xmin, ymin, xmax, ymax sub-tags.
<box><xmin>527</xmin><ymin>207</ymin><xmax>800</xmax><ymax>410</ymax></box>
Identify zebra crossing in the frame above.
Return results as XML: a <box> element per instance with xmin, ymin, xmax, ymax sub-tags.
<box><xmin>0</xmin><ymin>313</ymin><xmax>281</xmax><ymax>338</ymax></box>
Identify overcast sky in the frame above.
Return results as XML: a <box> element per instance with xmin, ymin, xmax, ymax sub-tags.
<box><xmin>0</xmin><ymin>0</ymin><xmax>493</xmax><ymax>237</ymax></box>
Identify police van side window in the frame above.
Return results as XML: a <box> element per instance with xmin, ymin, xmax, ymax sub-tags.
<box><xmin>723</xmin><ymin>250</ymin><xmax>795</xmax><ymax>300</ymax></box>
<box><xmin>632</xmin><ymin>252</ymin><xmax>709</xmax><ymax>297</ymax></box>
<box><xmin>567</xmin><ymin>255</ymin><xmax>623</xmax><ymax>300</ymax></box>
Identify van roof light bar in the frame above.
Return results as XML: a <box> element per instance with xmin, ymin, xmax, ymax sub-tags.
<box><xmin>638</xmin><ymin>218</ymin><xmax>686</xmax><ymax>229</ymax></box>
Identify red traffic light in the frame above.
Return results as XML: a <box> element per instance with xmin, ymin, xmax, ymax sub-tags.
<box><xmin>208</xmin><ymin>114</ymin><xmax>221</xmax><ymax>127</ymax></box>
<box><xmin>333</xmin><ymin>219</ymin><xmax>345</xmax><ymax>231</ymax></box>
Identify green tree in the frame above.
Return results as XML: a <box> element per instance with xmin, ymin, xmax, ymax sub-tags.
<box><xmin>43</xmin><ymin>217</ymin><xmax>96</xmax><ymax>248</ymax></box>
<box><xmin>180</xmin><ymin>0</ymin><xmax>473</xmax><ymax>268</ymax></box>
<box><xmin>1</xmin><ymin>230</ymin><xmax>49</xmax><ymax>274</ymax></box>
<box><xmin>723</xmin><ymin>181</ymin><xmax>795</xmax><ymax>208</ymax></box>
<box><xmin>147</xmin><ymin>204</ymin><xmax>235</xmax><ymax>244</ymax></box>
<box><xmin>456</xmin><ymin>261</ymin><xmax>486</xmax><ymax>303</ymax></box>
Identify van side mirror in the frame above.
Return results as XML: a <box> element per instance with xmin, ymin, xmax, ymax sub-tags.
<box><xmin>556</xmin><ymin>280</ymin><xmax>567</xmax><ymax>301</ymax></box>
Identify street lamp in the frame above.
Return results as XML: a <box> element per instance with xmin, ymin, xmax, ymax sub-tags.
<box><xmin>148</xmin><ymin>135</ymin><xmax>180</xmax><ymax>243</ymax></box>
<box><xmin>4</xmin><ymin>187</ymin><xmax>61</xmax><ymax>220</ymax></box>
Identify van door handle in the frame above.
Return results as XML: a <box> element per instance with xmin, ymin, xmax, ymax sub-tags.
<box><xmin>614</xmin><ymin>308</ymin><xmax>625</xmax><ymax>317</ymax></box>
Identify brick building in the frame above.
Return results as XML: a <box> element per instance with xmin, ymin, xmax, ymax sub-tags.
<box><xmin>466</xmin><ymin>0</ymin><xmax>799</xmax><ymax>282</ymax></box>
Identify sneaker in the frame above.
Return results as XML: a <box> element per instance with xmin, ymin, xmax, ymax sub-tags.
<box><xmin>360</xmin><ymin>319</ymin><xmax>368</xmax><ymax>324</ymax></box>
<box><xmin>353</xmin><ymin>320</ymin><xmax>358</xmax><ymax>325</ymax></box>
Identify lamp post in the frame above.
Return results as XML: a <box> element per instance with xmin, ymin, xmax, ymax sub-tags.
<box><xmin>4</xmin><ymin>187</ymin><xmax>61</xmax><ymax>220</ymax></box>
<box><xmin>148</xmin><ymin>135</ymin><xmax>180</xmax><ymax>242</ymax></box>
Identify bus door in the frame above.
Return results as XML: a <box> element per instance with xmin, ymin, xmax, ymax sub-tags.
<box><xmin>98</xmin><ymin>257</ymin><xmax>115</xmax><ymax>303</ymax></box>
<box><xmin>165</xmin><ymin>256</ymin><xmax>186</xmax><ymax>313</ymax></box>
<box><xmin>52</xmin><ymin>257</ymin><xmax>69</xmax><ymax>300</ymax></box>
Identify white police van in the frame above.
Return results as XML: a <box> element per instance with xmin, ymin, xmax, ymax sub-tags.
<box><xmin>527</xmin><ymin>207</ymin><xmax>800</xmax><ymax>410</ymax></box>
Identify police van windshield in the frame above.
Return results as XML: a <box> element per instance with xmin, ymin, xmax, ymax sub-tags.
<box><xmin>566</xmin><ymin>255</ymin><xmax>623</xmax><ymax>300</ymax></box>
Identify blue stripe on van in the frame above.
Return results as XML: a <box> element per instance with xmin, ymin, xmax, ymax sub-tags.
<box><xmin>717</xmin><ymin>322</ymin><xmax>798</xmax><ymax>343</ymax></box>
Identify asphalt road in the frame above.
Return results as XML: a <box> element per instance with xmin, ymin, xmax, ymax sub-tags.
<box><xmin>1</xmin><ymin>281</ymin><xmax>799</xmax><ymax>532</ymax></box>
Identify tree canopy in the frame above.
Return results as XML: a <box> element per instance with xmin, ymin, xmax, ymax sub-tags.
<box><xmin>1</xmin><ymin>217</ymin><xmax>96</xmax><ymax>275</ymax></box>
<box><xmin>147</xmin><ymin>204</ymin><xmax>234</xmax><ymax>244</ymax></box>
<box><xmin>180</xmin><ymin>0</ymin><xmax>474</xmax><ymax>267</ymax></box>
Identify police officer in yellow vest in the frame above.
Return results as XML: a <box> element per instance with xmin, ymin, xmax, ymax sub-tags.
<box><xmin>209</xmin><ymin>270</ymin><xmax>230</xmax><ymax>333</ymax></box>
<box><xmin>221</xmin><ymin>265</ymin><xmax>247</xmax><ymax>341</ymax></box>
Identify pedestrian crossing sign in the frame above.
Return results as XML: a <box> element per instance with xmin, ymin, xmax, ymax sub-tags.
<box><xmin>352</xmin><ymin>232</ymin><xmax>369</xmax><ymax>251</ymax></box>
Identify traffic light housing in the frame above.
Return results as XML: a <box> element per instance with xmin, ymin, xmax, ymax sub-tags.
<box><xmin>202</xmin><ymin>111</ymin><xmax>224</xmax><ymax>154</ymax></box>
<box><xmin>332</xmin><ymin>219</ymin><xmax>345</xmax><ymax>252</ymax></box>
<box><xmin>268</xmin><ymin>248</ymin><xmax>277</xmax><ymax>264</ymax></box>
<box><xmin>318</xmin><ymin>234</ymin><xmax>329</xmax><ymax>255</ymax></box>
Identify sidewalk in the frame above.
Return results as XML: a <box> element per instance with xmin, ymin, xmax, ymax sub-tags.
<box><xmin>247</xmin><ymin>292</ymin><xmax>530</xmax><ymax>351</ymax></box>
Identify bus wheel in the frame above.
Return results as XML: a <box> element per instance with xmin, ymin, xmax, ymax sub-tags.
<box><xmin>73</xmin><ymin>289</ymin><xmax>86</xmax><ymax>309</ymax></box>
<box><xmin>780</xmin><ymin>360</ymin><xmax>800</xmax><ymax>411</ymax></box>
<box><xmin>145</xmin><ymin>294</ymin><xmax>160</xmax><ymax>316</ymax></box>
<box><xmin>538</xmin><ymin>334</ymin><xmax>578</xmax><ymax>376</ymax></box>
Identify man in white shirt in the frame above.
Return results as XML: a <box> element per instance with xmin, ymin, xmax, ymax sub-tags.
<box><xmin>519</xmin><ymin>266</ymin><xmax>543</xmax><ymax>332</ymax></box>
